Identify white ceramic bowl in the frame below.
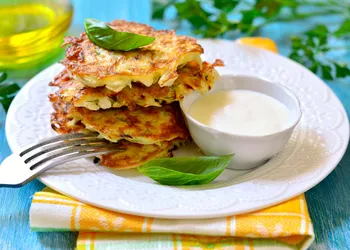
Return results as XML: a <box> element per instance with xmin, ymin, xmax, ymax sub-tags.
<box><xmin>180</xmin><ymin>75</ymin><xmax>302</xmax><ymax>170</ymax></box>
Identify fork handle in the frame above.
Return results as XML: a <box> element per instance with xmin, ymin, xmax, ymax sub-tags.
<box><xmin>0</xmin><ymin>149</ymin><xmax>120</xmax><ymax>188</ymax></box>
<box><xmin>0</xmin><ymin>154</ymin><xmax>31</xmax><ymax>187</ymax></box>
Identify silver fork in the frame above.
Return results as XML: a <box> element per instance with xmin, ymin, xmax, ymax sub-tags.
<box><xmin>0</xmin><ymin>133</ymin><xmax>125</xmax><ymax>187</ymax></box>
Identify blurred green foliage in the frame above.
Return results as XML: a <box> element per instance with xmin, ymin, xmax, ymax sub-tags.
<box><xmin>153</xmin><ymin>0</ymin><xmax>350</xmax><ymax>80</ymax></box>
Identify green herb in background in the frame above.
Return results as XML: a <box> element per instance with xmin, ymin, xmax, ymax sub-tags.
<box><xmin>153</xmin><ymin>0</ymin><xmax>350</xmax><ymax>80</ymax></box>
<box><xmin>0</xmin><ymin>72</ymin><xmax>20</xmax><ymax>112</ymax></box>
<box><xmin>84</xmin><ymin>18</ymin><xmax>156</xmax><ymax>51</ymax></box>
<box><xmin>290</xmin><ymin>24</ymin><xmax>350</xmax><ymax>80</ymax></box>
<box><xmin>137</xmin><ymin>154</ymin><xmax>233</xmax><ymax>185</ymax></box>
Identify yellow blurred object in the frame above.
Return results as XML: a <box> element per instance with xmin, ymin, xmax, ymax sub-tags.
<box><xmin>0</xmin><ymin>1</ymin><xmax>72</xmax><ymax>69</ymax></box>
<box><xmin>236</xmin><ymin>37</ymin><xmax>279</xmax><ymax>53</ymax></box>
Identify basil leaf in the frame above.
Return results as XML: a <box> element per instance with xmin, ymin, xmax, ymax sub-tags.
<box><xmin>334</xmin><ymin>20</ymin><xmax>350</xmax><ymax>38</ymax></box>
<box><xmin>138</xmin><ymin>155</ymin><xmax>233</xmax><ymax>186</ymax></box>
<box><xmin>335</xmin><ymin>63</ymin><xmax>350</xmax><ymax>78</ymax></box>
<box><xmin>0</xmin><ymin>97</ymin><xmax>15</xmax><ymax>112</ymax></box>
<box><xmin>0</xmin><ymin>83</ymin><xmax>20</xmax><ymax>96</ymax></box>
<box><xmin>0</xmin><ymin>83</ymin><xmax>20</xmax><ymax>112</ymax></box>
<box><xmin>321</xmin><ymin>64</ymin><xmax>333</xmax><ymax>80</ymax></box>
<box><xmin>213</xmin><ymin>0</ymin><xmax>238</xmax><ymax>13</ymax></box>
<box><xmin>0</xmin><ymin>72</ymin><xmax>7</xmax><ymax>83</ymax></box>
<box><xmin>84</xmin><ymin>18</ymin><xmax>156</xmax><ymax>51</ymax></box>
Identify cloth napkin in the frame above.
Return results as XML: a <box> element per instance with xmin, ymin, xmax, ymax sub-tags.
<box><xmin>30</xmin><ymin>188</ymin><xmax>314</xmax><ymax>250</ymax></box>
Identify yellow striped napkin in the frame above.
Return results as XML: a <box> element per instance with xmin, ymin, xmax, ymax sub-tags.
<box><xmin>30</xmin><ymin>188</ymin><xmax>314</xmax><ymax>250</ymax></box>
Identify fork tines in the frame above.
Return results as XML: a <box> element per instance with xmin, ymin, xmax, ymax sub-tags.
<box><xmin>20</xmin><ymin>133</ymin><xmax>124</xmax><ymax>171</ymax></box>
<box><xmin>20</xmin><ymin>132</ymin><xmax>100</xmax><ymax>156</ymax></box>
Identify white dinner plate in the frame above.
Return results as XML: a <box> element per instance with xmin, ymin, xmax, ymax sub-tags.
<box><xmin>6</xmin><ymin>40</ymin><xmax>349</xmax><ymax>219</ymax></box>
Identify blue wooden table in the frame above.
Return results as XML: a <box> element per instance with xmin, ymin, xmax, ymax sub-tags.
<box><xmin>0</xmin><ymin>1</ymin><xmax>349</xmax><ymax>249</ymax></box>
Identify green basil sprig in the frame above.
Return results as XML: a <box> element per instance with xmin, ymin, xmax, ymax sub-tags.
<box><xmin>137</xmin><ymin>155</ymin><xmax>233</xmax><ymax>186</ymax></box>
<box><xmin>84</xmin><ymin>18</ymin><xmax>155</xmax><ymax>51</ymax></box>
<box><xmin>0</xmin><ymin>72</ymin><xmax>20</xmax><ymax>112</ymax></box>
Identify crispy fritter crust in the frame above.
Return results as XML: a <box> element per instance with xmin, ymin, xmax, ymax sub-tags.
<box><xmin>49</xmin><ymin>95</ymin><xmax>185</xmax><ymax>169</ymax></box>
<box><xmin>61</xmin><ymin>20</ymin><xmax>204</xmax><ymax>91</ymax></box>
<box><xmin>51</xmin><ymin>60</ymin><xmax>222</xmax><ymax>111</ymax></box>
<box><xmin>50</xmin><ymin>94</ymin><xmax>87</xmax><ymax>134</ymax></box>
<box><xmin>98</xmin><ymin>140</ymin><xmax>174</xmax><ymax>169</ymax></box>
<box><xmin>49</xmin><ymin>94</ymin><xmax>190</xmax><ymax>144</ymax></box>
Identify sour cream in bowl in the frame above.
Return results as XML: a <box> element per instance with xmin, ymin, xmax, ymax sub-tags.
<box><xmin>180</xmin><ymin>75</ymin><xmax>301</xmax><ymax>170</ymax></box>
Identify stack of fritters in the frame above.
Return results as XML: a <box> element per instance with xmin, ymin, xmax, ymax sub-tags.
<box><xmin>49</xmin><ymin>20</ymin><xmax>223</xmax><ymax>169</ymax></box>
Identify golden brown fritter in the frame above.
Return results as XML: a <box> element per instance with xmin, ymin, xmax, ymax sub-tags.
<box><xmin>51</xmin><ymin>60</ymin><xmax>222</xmax><ymax>111</ymax></box>
<box><xmin>78</xmin><ymin>104</ymin><xmax>189</xmax><ymax>144</ymax></box>
<box><xmin>50</xmin><ymin>94</ymin><xmax>87</xmax><ymax>134</ymax></box>
<box><xmin>98</xmin><ymin>140</ymin><xmax>175</xmax><ymax>169</ymax></box>
<box><xmin>61</xmin><ymin>20</ymin><xmax>204</xmax><ymax>92</ymax></box>
<box><xmin>49</xmin><ymin>94</ymin><xmax>190</xmax><ymax>145</ymax></box>
<box><xmin>49</xmin><ymin>95</ymin><xmax>181</xmax><ymax>169</ymax></box>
